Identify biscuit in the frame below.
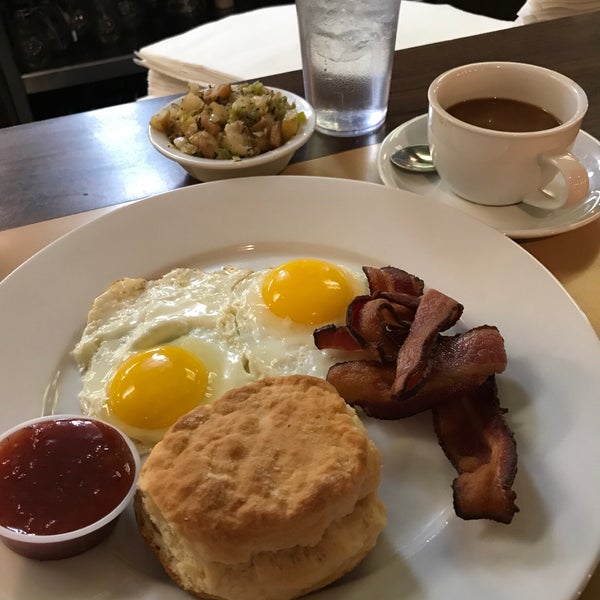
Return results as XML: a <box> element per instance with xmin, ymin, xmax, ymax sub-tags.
<box><xmin>135</xmin><ymin>374</ymin><xmax>386</xmax><ymax>600</ymax></box>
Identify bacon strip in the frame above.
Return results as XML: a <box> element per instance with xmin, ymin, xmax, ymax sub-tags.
<box><xmin>315</xmin><ymin>293</ymin><xmax>420</xmax><ymax>361</ymax></box>
<box><xmin>327</xmin><ymin>360</ymin><xmax>397</xmax><ymax>419</ymax></box>
<box><xmin>378</xmin><ymin>291</ymin><xmax>421</xmax><ymax>312</ymax></box>
<box><xmin>347</xmin><ymin>297</ymin><xmax>415</xmax><ymax>362</ymax></box>
<box><xmin>432</xmin><ymin>377</ymin><xmax>519</xmax><ymax>523</ymax></box>
<box><xmin>313</xmin><ymin>323</ymin><xmax>363</xmax><ymax>351</ymax></box>
<box><xmin>363</xmin><ymin>266</ymin><xmax>424</xmax><ymax>296</ymax></box>
<box><xmin>393</xmin><ymin>325</ymin><xmax>507</xmax><ymax>416</ymax></box>
<box><xmin>327</xmin><ymin>326</ymin><xmax>507</xmax><ymax>418</ymax></box>
<box><xmin>391</xmin><ymin>288</ymin><xmax>463</xmax><ymax>398</ymax></box>
<box><xmin>313</xmin><ymin>295</ymin><xmax>387</xmax><ymax>353</ymax></box>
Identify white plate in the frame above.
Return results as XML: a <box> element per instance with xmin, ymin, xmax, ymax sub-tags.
<box><xmin>0</xmin><ymin>176</ymin><xmax>598</xmax><ymax>599</ymax></box>
<box><xmin>377</xmin><ymin>114</ymin><xmax>600</xmax><ymax>239</ymax></box>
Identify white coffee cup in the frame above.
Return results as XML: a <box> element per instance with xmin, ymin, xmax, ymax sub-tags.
<box><xmin>427</xmin><ymin>62</ymin><xmax>589</xmax><ymax>208</ymax></box>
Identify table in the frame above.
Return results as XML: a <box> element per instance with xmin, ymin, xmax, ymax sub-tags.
<box><xmin>0</xmin><ymin>11</ymin><xmax>599</xmax><ymax>599</ymax></box>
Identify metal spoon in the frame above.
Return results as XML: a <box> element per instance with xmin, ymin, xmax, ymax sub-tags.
<box><xmin>390</xmin><ymin>144</ymin><xmax>436</xmax><ymax>173</ymax></box>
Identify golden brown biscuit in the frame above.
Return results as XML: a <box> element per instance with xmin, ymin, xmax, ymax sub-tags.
<box><xmin>135</xmin><ymin>374</ymin><xmax>386</xmax><ymax>600</ymax></box>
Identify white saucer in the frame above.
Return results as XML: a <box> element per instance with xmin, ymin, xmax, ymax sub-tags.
<box><xmin>377</xmin><ymin>114</ymin><xmax>600</xmax><ymax>239</ymax></box>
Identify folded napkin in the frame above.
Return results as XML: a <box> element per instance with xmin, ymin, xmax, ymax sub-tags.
<box><xmin>516</xmin><ymin>0</ymin><xmax>600</xmax><ymax>23</ymax></box>
<box><xmin>136</xmin><ymin>2</ymin><xmax>515</xmax><ymax>97</ymax></box>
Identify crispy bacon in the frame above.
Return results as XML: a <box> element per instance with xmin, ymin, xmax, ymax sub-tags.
<box><xmin>313</xmin><ymin>323</ymin><xmax>363</xmax><ymax>351</ymax></box>
<box><xmin>327</xmin><ymin>360</ymin><xmax>397</xmax><ymax>419</ymax></box>
<box><xmin>313</xmin><ymin>295</ymin><xmax>377</xmax><ymax>352</ymax></box>
<box><xmin>391</xmin><ymin>288</ymin><xmax>463</xmax><ymax>398</ymax></box>
<box><xmin>432</xmin><ymin>377</ymin><xmax>519</xmax><ymax>523</ymax></box>
<box><xmin>315</xmin><ymin>265</ymin><xmax>518</xmax><ymax>523</ymax></box>
<box><xmin>315</xmin><ymin>292</ymin><xmax>420</xmax><ymax>361</ymax></box>
<box><xmin>392</xmin><ymin>325</ymin><xmax>507</xmax><ymax>415</ymax></box>
<box><xmin>344</xmin><ymin>295</ymin><xmax>372</xmax><ymax>347</ymax></box>
<box><xmin>363</xmin><ymin>266</ymin><xmax>425</xmax><ymax>296</ymax></box>
<box><xmin>378</xmin><ymin>291</ymin><xmax>422</xmax><ymax>313</ymax></box>
<box><xmin>347</xmin><ymin>296</ymin><xmax>415</xmax><ymax>362</ymax></box>
<box><xmin>327</xmin><ymin>326</ymin><xmax>507</xmax><ymax>418</ymax></box>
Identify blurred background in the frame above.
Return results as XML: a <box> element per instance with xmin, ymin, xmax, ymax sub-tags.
<box><xmin>0</xmin><ymin>0</ymin><xmax>523</xmax><ymax>127</ymax></box>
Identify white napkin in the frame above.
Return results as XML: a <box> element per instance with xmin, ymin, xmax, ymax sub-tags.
<box><xmin>516</xmin><ymin>0</ymin><xmax>600</xmax><ymax>23</ymax></box>
<box><xmin>136</xmin><ymin>2</ymin><xmax>516</xmax><ymax>97</ymax></box>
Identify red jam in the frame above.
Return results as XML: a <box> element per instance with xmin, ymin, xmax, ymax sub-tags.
<box><xmin>0</xmin><ymin>418</ymin><xmax>135</xmax><ymax>536</ymax></box>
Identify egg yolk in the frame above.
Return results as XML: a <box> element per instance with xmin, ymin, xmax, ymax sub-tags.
<box><xmin>261</xmin><ymin>259</ymin><xmax>354</xmax><ymax>325</ymax></box>
<box><xmin>107</xmin><ymin>345</ymin><xmax>208</xmax><ymax>430</ymax></box>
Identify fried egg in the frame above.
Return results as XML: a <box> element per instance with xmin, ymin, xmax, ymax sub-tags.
<box><xmin>72</xmin><ymin>260</ymin><xmax>367</xmax><ymax>453</ymax></box>
<box><xmin>233</xmin><ymin>259</ymin><xmax>366</xmax><ymax>379</ymax></box>
<box><xmin>72</xmin><ymin>267</ymin><xmax>255</xmax><ymax>453</ymax></box>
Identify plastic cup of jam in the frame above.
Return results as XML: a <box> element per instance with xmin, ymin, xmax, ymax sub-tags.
<box><xmin>0</xmin><ymin>414</ymin><xmax>140</xmax><ymax>560</ymax></box>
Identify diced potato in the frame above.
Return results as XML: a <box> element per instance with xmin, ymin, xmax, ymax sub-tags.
<box><xmin>223</xmin><ymin>121</ymin><xmax>253</xmax><ymax>157</ymax></box>
<box><xmin>188</xmin><ymin>131</ymin><xmax>219</xmax><ymax>158</ymax></box>
<box><xmin>204</xmin><ymin>84</ymin><xmax>231</xmax><ymax>103</ymax></box>
<box><xmin>172</xmin><ymin>136</ymin><xmax>197</xmax><ymax>155</ymax></box>
<box><xmin>200</xmin><ymin>112</ymin><xmax>220</xmax><ymax>137</ymax></box>
<box><xmin>281</xmin><ymin>112</ymin><xmax>299</xmax><ymax>142</ymax></box>
<box><xmin>270</xmin><ymin>122</ymin><xmax>282</xmax><ymax>148</ymax></box>
<box><xmin>209</xmin><ymin>102</ymin><xmax>229</xmax><ymax>124</ymax></box>
<box><xmin>253</xmin><ymin>95</ymin><xmax>269</xmax><ymax>115</ymax></box>
<box><xmin>180</xmin><ymin>92</ymin><xmax>204</xmax><ymax>112</ymax></box>
<box><xmin>182</xmin><ymin>116</ymin><xmax>198</xmax><ymax>138</ymax></box>
<box><xmin>149</xmin><ymin>81</ymin><xmax>302</xmax><ymax>159</ymax></box>
<box><xmin>149</xmin><ymin>108</ymin><xmax>171</xmax><ymax>133</ymax></box>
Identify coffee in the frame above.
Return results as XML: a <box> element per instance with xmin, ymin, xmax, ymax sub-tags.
<box><xmin>446</xmin><ymin>97</ymin><xmax>561</xmax><ymax>132</ymax></box>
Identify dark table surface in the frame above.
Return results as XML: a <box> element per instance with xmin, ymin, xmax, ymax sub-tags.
<box><xmin>0</xmin><ymin>12</ymin><xmax>599</xmax><ymax>232</ymax></box>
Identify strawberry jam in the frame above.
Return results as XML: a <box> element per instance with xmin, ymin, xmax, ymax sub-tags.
<box><xmin>0</xmin><ymin>418</ymin><xmax>136</xmax><ymax>535</ymax></box>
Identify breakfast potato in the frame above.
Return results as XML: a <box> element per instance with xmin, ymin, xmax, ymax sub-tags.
<box><xmin>149</xmin><ymin>108</ymin><xmax>171</xmax><ymax>133</ymax></box>
<box><xmin>150</xmin><ymin>81</ymin><xmax>307</xmax><ymax>160</ymax></box>
<box><xmin>282</xmin><ymin>111</ymin><xmax>299</xmax><ymax>142</ymax></box>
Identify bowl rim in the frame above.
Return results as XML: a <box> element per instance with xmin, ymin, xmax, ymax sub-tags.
<box><xmin>0</xmin><ymin>414</ymin><xmax>140</xmax><ymax>545</ymax></box>
<box><xmin>148</xmin><ymin>85</ymin><xmax>316</xmax><ymax>171</ymax></box>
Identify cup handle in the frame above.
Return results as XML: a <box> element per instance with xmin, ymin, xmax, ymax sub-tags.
<box><xmin>522</xmin><ymin>152</ymin><xmax>589</xmax><ymax>210</ymax></box>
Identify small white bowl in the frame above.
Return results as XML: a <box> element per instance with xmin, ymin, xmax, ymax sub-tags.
<box><xmin>148</xmin><ymin>87</ymin><xmax>316</xmax><ymax>182</ymax></box>
<box><xmin>0</xmin><ymin>415</ymin><xmax>140</xmax><ymax>560</ymax></box>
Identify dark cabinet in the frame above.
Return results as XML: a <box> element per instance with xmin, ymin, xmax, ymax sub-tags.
<box><xmin>0</xmin><ymin>0</ymin><xmax>244</xmax><ymax>126</ymax></box>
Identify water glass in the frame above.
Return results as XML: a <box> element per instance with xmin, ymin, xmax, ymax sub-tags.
<box><xmin>295</xmin><ymin>0</ymin><xmax>401</xmax><ymax>137</ymax></box>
